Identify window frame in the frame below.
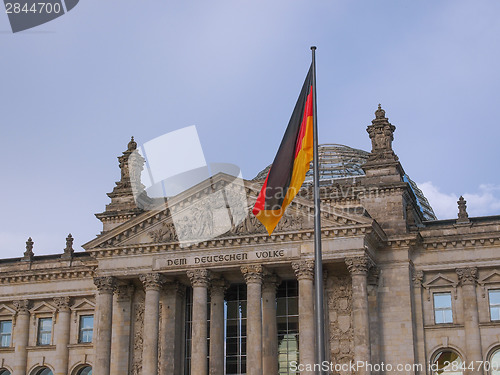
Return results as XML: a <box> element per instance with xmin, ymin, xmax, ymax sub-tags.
<box><xmin>37</xmin><ymin>317</ymin><xmax>53</xmax><ymax>346</ymax></box>
<box><xmin>489</xmin><ymin>289</ymin><xmax>500</xmax><ymax>322</ymax></box>
<box><xmin>431</xmin><ymin>348</ymin><xmax>464</xmax><ymax>375</ymax></box>
<box><xmin>0</xmin><ymin>320</ymin><xmax>12</xmax><ymax>348</ymax></box>
<box><xmin>78</xmin><ymin>315</ymin><xmax>94</xmax><ymax>344</ymax></box>
<box><xmin>433</xmin><ymin>292</ymin><xmax>454</xmax><ymax>324</ymax></box>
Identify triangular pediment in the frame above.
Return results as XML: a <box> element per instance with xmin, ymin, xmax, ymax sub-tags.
<box><xmin>479</xmin><ymin>270</ymin><xmax>500</xmax><ymax>285</ymax></box>
<box><xmin>83</xmin><ymin>173</ymin><xmax>376</xmax><ymax>250</ymax></box>
<box><xmin>71</xmin><ymin>299</ymin><xmax>95</xmax><ymax>312</ymax></box>
<box><xmin>0</xmin><ymin>304</ymin><xmax>15</xmax><ymax>316</ymax></box>
<box><xmin>423</xmin><ymin>273</ymin><xmax>458</xmax><ymax>289</ymax></box>
<box><xmin>30</xmin><ymin>301</ymin><xmax>56</xmax><ymax>314</ymax></box>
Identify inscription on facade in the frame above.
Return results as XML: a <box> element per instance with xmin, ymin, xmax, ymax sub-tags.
<box><xmin>153</xmin><ymin>248</ymin><xmax>297</xmax><ymax>270</ymax></box>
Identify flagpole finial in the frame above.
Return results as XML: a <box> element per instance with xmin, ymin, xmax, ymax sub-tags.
<box><xmin>310</xmin><ymin>46</ymin><xmax>317</xmax><ymax>50</ymax></box>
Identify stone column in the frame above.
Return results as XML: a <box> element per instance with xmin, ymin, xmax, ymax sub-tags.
<box><xmin>94</xmin><ymin>276</ymin><xmax>116</xmax><ymax>375</ymax></box>
<box><xmin>262</xmin><ymin>272</ymin><xmax>280</xmax><ymax>375</ymax></box>
<box><xmin>346</xmin><ymin>256</ymin><xmax>372</xmax><ymax>375</ymax></box>
<box><xmin>456</xmin><ymin>267</ymin><xmax>482</xmax><ymax>374</ymax></box>
<box><xmin>161</xmin><ymin>282</ymin><xmax>186</xmax><ymax>375</ymax></box>
<box><xmin>13</xmin><ymin>300</ymin><xmax>30</xmax><ymax>375</ymax></box>
<box><xmin>210</xmin><ymin>277</ymin><xmax>228</xmax><ymax>375</ymax></box>
<box><xmin>187</xmin><ymin>269</ymin><xmax>211</xmax><ymax>375</ymax></box>
<box><xmin>412</xmin><ymin>270</ymin><xmax>427</xmax><ymax>373</ymax></box>
<box><xmin>292</xmin><ymin>260</ymin><xmax>315</xmax><ymax>375</ymax></box>
<box><xmin>140</xmin><ymin>273</ymin><xmax>166</xmax><ymax>375</ymax></box>
<box><xmin>241</xmin><ymin>265</ymin><xmax>263</xmax><ymax>375</ymax></box>
<box><xmin>110</xmin><ymin>283</ymin><xmax>134</xmax><ymax>375</ymax></box>
<box><xmin>53</xmin><ymin>297</ymin><xmax>71</xmax><ymax>375</ymax></box>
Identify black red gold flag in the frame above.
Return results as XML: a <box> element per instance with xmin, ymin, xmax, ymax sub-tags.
<box><xmin>252</xmin><ymin>65</ymin><xmax>314</xmax><ymax>234</ymax></box>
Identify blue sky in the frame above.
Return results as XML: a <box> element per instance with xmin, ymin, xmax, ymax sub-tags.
<box><xmin>1</xmin><ymin>0</ymin><xmax>500</xmax><ymax>258</ymax></box>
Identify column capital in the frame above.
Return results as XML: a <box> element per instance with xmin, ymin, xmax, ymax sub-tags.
<box><xmin>164</xmin><ymin>281</ymin><xmax>186</xmax><ymax>297</ymax></box>
<box><xmin>53</xmin><ymin>296</ymin><xmax>71</xmax><ymax>312</ymax></box>
<box><xmin>262</xmin><ymin>273</ymin><xmax>281</xmax><ymax>293</ymax></box>
<box><xmin>94</xmin><ymin>276</ymin><xmax>116</xmax><ymax>293</ymax></box>
<box><xmin>114</xmin><ymin>282</ymin><xmax>135</xmax><ymax>301</ymax></box>
<box><xmin>292</xmin><ymin>260</ymin><xmax>315</xmax><ymax>281</ymax></box>
<box><xmin>13</xmin><ymin>299</ymin><xmax>30</xmax><ymax>315</ymax></box>
<box><xmin>211</xmin><ymin>277</ymin><xmax>229</xmax><ymax>297</ymax></box>
<box><xmin>187</xmin><ymin>268</ymin><xmax>211</xmax><ymax>287</ymax></box>
<box><xmin>345</xmin><ymin>256</ymin><xmax>373</xmax><ymax>276</ymax></box>
<box><xmin>241</xmin><ymin>264</ymin><xmax>263</xmax><ymax>284</ymax></box>
<box><xmin>412</xmin><ymin>269</ymin><xmax>424</xmax><ymax>287</ymax></box>
<box><xmin>140</xmin><ymin>273</ymin><xmax>167</xmax><ymax>291</ymax></box>
<box><xmin>456</xmin><ymin>267</ymin><xmax>478</xmax><ymax>285</ymax></box>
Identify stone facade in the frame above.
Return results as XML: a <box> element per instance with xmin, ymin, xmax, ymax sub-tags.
<box><xmin>1</xmin><ymin>106</ymin><xmax>500</xmax><ymax>375</ymax></box>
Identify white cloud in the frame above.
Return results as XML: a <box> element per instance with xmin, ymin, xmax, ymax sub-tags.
<box><xmin>418</xmin><ymin>182</ymin><xmax>500</xmax><ymax>220</ymax></box>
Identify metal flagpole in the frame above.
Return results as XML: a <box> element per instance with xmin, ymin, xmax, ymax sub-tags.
<box><xmin>311</xmin><ymin>46</ymin><xmax>326</xmax><ymax>374</ymax></box>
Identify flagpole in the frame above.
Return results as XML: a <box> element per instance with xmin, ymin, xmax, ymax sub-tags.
<box><xmin>311</xmin><ymin>46</ymin><xmax>326</xmax><ymax>374</ymax></box>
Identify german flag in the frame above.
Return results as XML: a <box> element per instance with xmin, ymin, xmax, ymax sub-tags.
<box><xmin>253</xmin><ymin>65</ymin><xmax>314</xmax><ymax>235</ymax></box>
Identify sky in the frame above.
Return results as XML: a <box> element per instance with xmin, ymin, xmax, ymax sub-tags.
<box><xmin>1</xmin><ymin>0</ymin><xmax>500</xmax><ymax>258</ymax></box>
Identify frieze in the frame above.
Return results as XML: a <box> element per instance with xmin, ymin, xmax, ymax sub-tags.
<box><xmin>153</xmin><ymin>247</ymin><xmax>299</xmax><ymax>271</ymax></box>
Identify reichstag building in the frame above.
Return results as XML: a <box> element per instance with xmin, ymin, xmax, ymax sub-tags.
<box><xmin>0</xmin><ymin>106</ymin><xmax>499</xmax><ymax>375</ymax></box>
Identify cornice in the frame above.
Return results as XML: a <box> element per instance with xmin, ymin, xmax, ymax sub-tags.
<box><xmin>421</xmin><ymin>234</ymin><xmax>500</xmax><ymax>251</ymax></box>
<box><xmin>85</xmin><ymin>224</ymin><xmax>378</xmax><ymax>258</ymax></box>
<box><xmin>0</xmin><ymin>267</ymin><xmax>96</xmax><ymax>285</ymax></box>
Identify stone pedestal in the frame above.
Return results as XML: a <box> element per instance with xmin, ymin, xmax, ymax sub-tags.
<box><xmin>111</xmin><ymin>283</ymin><xmax>134</xmax><ymax>375</ymax></box>
<box><xmin>53</xmin><ymin>297</ymin><xmax>71</xmax><ymax>375</ymax></box>
<box><xmin>242</xmin><ymin>265</ymin><xmax>263</xmax><ymax>375</ymax></box>
<box><xmin>161</xmin><ymin>282</ymin><xmax>186</xmax><ymax>375</ymax></box>
<box><xmin>292</xmin><ymin>260</ymin><xmax>315</xmax><ymax>375</ymax></box>
<box><xmin>456</xmin><ymin>267</ymin><xmax>482</xmax><ymax>375</ymax></box>
<box><xmin>94</xmin><ymin>276</ymin><xmax>116</xmax><ymax>375</ymax></box>
<box><xmin>140</xmin><ymin>273</ymin><xmax>166</xmax><ymax>375</ymax></box>
<box><xmin>262</xmin><ymin>273</ymin><xmax>280</xmax><ymax>375</ymax></box>
<box><xmin>346</xmin><ymin>256</ymin><xmax>372</xmax><ymax>375</ymax></box>
<box><xmin>210</xmin><ymin>277</ymin><xmax>228</xmax><ymax>375</ymax></box>
<box><xmin>187</xmin><ymin>269</ymin><xmax>211</xmax><ymax>375</ymax></box>
<box><xmin>13</xmin><ymin>300</ymin><xmax>30</xmax><ymax>375</ymax></box>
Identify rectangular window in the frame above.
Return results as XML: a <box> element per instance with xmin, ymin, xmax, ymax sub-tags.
<box><xmin>37</xmin><ymin>318</ymin><xmax>52</xmax><ymax>345</ymax></box>
<box><xmin>0</xmin><ymin>320</ymin><xmax>12</xmax><ymax>347</ymax></box>
<box><xmin>434</xmin><ymin>292</ymin><xmax>453</xmax><ymax>324</ymax></box>
<box><xmin>489</xmin><ymin>289</ymin><xmax>500</xmax><ymax>321</ymax></box>
<box><xmin>277</xmin><ymin>280</ymin><xmax>299</xmax><ymax>375</ymax></box>
<box><xmin>225</xmin><ymin>284</ymin><xmax>246</xmax><ymax>375</ymax></box>
<box><xmin>79</xmin><ymin>315</ymin><xmax>94</xmax><ymax>343</ymax></box>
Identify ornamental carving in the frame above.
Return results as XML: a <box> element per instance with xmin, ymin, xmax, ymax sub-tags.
<box><xmin>53</xmin><ymin>296</ymin><xmax>71</xmax><ymax>312</ymax></box>
<box><xmin>164</xmin><ymin>281</ymin><xmax>186</xmax><ymax>298</ymax></box>
<box><xmin>292</xmin><ymin>260</ymin><xmax>315</xmax><ymax>280</ymax></box>
<box><xmin>456</xmin><ymin>267</ymin><xmax>478</xmax><ymax>285</ymax></box>
<box><xmin>327</xmin><ymin>275</ymin><xmax>354</xmax><ymax>364</ymax></box>
<box><xmin>262</xmin><ymin>273</ymin><xmax>281</xmax><ymax>293</ymax></box>
<box><xmin>412</xmin><ymin>269</ymin><xmax>424</xmax><ymax>287</ymax></box>
<box><xmin>241</xmin><ymin>264</ymin><xmax>263</xmax><ymax>284</ymax></box>
<box><xmin>187</xmin><ymin>269</ymin><xmax>211</xmax><ymax>288</ymax></box>
<box><xmin>210</xmin><ymin>277</ymin><xmax>229</xmax><ymax>297</ymax></box>
<box><xmin>148</xmin><ymin>222</ymin><xmax>178</xmax><ymax>243</ymax></box>
<box><xmin>93</xmin><ymin>276</ymin><xmax>116</xmax><ymax>293</ymax></box>
<box><xmin>345</xmin><ymin>256</ymin><xmax>373</xmax><ymax>275</ymax></box>
<box><xmin>115</xmin><ymin>283</ymin><xmax>135</xmax><ymax>302</ymax></box>
<box><xmin>140</xmin><ymin>273</ymin><xmax>167</xmax><ymax>291</ymax></box>
<box><xmin>228</xmin><ymin>212</ymin><xmax>266</xmax><ymax>235</ymax></box>
<box><xmin>131</xmin><ymin>292</ymin><xmax>145</xmax><ymax>375</ymax></box>
<box><xmin>13</xmin><ymin>299</ymin><xmax>30</xmax><ymax>314</ymax></box>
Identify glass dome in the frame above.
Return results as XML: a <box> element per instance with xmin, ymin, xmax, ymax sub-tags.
<box><xmin>254</xmin><ymin>143</ymin><xmax>436</xmax><ymax>220</ymax></box>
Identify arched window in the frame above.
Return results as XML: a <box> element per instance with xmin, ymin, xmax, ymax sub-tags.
<box><xmin>0</xmin><ymin>369</ymin><xmax>11</xmax><ymax>375</ymax></box>
<box><xmin>490</xmin><ymin>348</ymin><xmax>500</xmax><ymax>375</ymax></box>
<box><xmin>35</xmin><ymin>368</ymin><xmax>53</xmax><ymax>375</ymax></box>
<box><xmin>76</xmin><ymin>367</ymin><xmax>92</xmax><ymax>375</ymax></box>
<box><xmin>432</xmin><ymin>350</ymin><xmax>464</xmax><ymax>375</ymax></box>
